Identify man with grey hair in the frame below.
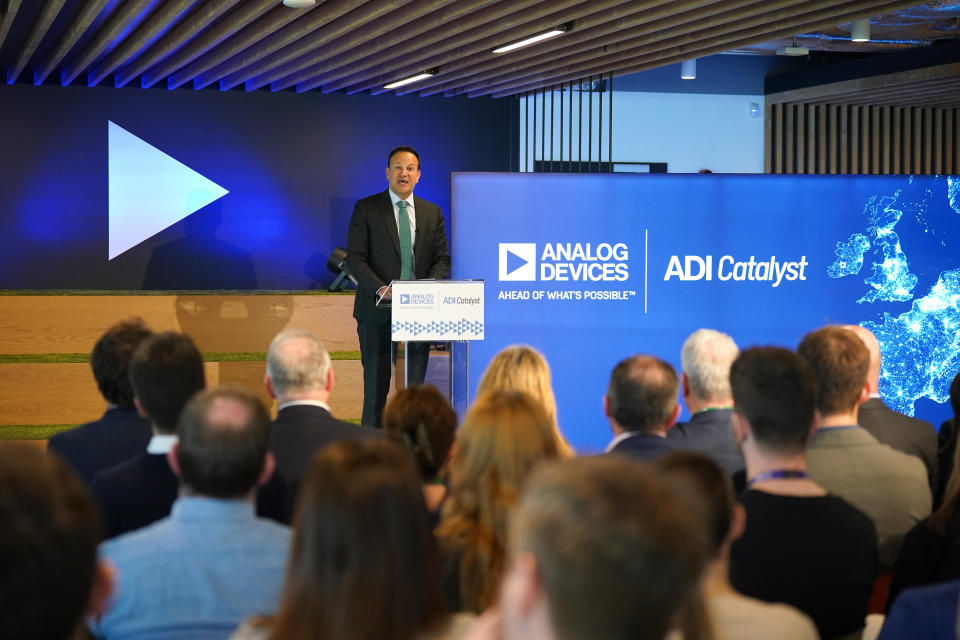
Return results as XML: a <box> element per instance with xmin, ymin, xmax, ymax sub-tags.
<box><xmin>846</xmin><ymin>324</ymin><xmax>938</xmax><ymax>497</ymax></box>
<box><xmin>265</xmin><ymin>329</ymin><xmax>378</xmax><ymax>517</ymax></box>
<box><xmin>667</xmin><ymin>328</ymin><xmax>744</xmax><ymax>477</ymax></box>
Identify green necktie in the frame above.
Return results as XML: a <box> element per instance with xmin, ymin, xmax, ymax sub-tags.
<box><xmin>397</xmin><ymin>200</ymin><xmax>413</xmax><ymax>280</ymax></box>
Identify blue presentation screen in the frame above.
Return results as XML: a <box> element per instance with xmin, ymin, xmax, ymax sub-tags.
<box><xmin>451</xmin><ymin>173</ymin><xmax>960</xmax><ymax>453</ymax></box>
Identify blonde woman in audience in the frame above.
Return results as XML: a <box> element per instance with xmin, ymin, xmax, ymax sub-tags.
<box><xmin>476</xmin><ymin>345</ymin><xmax>574</xmax><ymax>458</ymax></box>
<box><xmin>383</xmin><ymin>385</ymin><xmax>458</xmax><ymax>521</ymax></box>
<box><xmin>435</xmin><ymin>389</ymin><xmax>561</xmax><ymax>613</ymax></box>
<box><xmin>232</xmin><ymin>439</ymin><xmax>470</xmax><ymax>640</ymax></box>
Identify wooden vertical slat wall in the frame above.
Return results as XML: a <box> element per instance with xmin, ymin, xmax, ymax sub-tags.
<box><xmin>767</xmin><ymin>103</ymin><xmax>960</xmax><ymax>174</ymax></box>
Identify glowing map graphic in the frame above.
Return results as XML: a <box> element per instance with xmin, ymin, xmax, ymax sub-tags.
<box><xmin>828</xmin><ymin>177</ymin><xmax>960</xmax><ymax>416</ymax></box>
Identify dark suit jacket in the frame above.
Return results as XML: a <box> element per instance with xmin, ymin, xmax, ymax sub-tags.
<box><xmin>859</xmin><ymin>397</ymin><xmax>938</xmax><ymax>495</ymax></box>
<box><xmin>666</xmin><ymin>408</ymin><xmax>744</xmax><ymax>477</ymax></box>
<box><xmin>91</xmin><ymin>452</ymin><xmax>178</xmax><ymax>540</ymax></box>
<box><xmin>270</xmin><ymin>404</ymin><xmax>380</xmax><ymax>517</ymax></box>
<box><xmin>608</xmin><ymin>433</ymin><xmax>674</xmax><ymax>463</ymax></box>
<box><xmin>47</xmin><ymin>407</ymin><xmax>152</xmax><ymax>486</ymax></box>
<box><xmin>346</xmin><ymin>190</ymin><xmax>450</xmax><ymax>324</ymax></box>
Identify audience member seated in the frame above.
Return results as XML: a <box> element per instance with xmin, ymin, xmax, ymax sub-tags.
<box><xmin>231</xmin><ymin>439</ymin><xmax>470</xmax><ymax>640</ymax></box>
<box><xmin>265</xmin><ymin>328</ymin><xmax>378</xmax><ymax>518</ymax></box>
<box><xmin>667</xmin><ymin>329</ymin><xmax>744</xmax><ymax>477</ymax></box>
<box><xmin>435</xmin><ymin>390</ymin><xmax>561</xmax><ymax>613</ymax></box>
<box><xmin>657</xmin><ymin>451</ymin><xmax>818</xmax><ymax>640</ymax></box>
<box><xmin>603</xmin><ymin>354</ymin><xmax>679</xmax><ymax>461</ymax></box>
<box><xmin>496</xmin><ymin>456</ymin><xmax>713</xmax><ymax>640</ymax></box>
<box><xmin>799</xmin><ymin>326</ymin><xmax>931</xmax><ymax>570</ymax></box>
<box><xmin>0</xmin><ymin>444</ymin><xmax>113</xmax><ymax>640</ymax></box>
<box><xmin>888</xmin><ymin>434</ymin><xmax>960</xmax><ymax>608</ymax></box>
<box><xmin>728</xmin><ymin>346</ymin><xmax>877</xmax><ymax>640</ymax></box>
<box><xmin>935</xmin><ymin>371</ymin><xmax>960</xmax><ymax>506</ymax></box>
<box><xmin>847</xmin><ymin>325</ymin><xmax>938</xmax><ymax>496</ymax></box>
<box><xmin>91</xmin><ymin>386</ymin><xmax>290</xmax><ymax>639</ymax></box>
<box><xmin>382</xmin><ymin>384</ymin><xmax>457</xmax><ymax>520</ymax></box>
<box><xmin>48</xmin><ymin>318</ymin><xmax>154</xmax><ymax>485</ymax></box>
<box><xmin>91</xmin><ymin>331</ymin><xmax>206</xmax><ymax>539</ymax></box>
<box><xmin>477</xmin><ymin>344</ymin><xmax>573</xmax><ymax>458</ymax></box>
<box><xmin>878</xmin><ymin>578</ymin><xmax>960</xmax><ymax>640</ymax></box>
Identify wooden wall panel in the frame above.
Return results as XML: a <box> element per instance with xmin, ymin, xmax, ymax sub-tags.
<box><xmin>0</xmin><ymin>294</ymin><xmax>359</xmax><ymax>354</ymax></box>
<box><xmin>767</xmin><ymin>104</ymin><xmax>960</xmax><ymax>175</ymax></box>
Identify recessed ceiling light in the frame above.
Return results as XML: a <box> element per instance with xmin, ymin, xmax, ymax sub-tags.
<box><xmin>493</xmin><ymin>25</ymin><xmax>570</xmax><ymax>54</ymax></box>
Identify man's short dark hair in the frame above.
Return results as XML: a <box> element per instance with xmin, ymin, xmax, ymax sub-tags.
<box><xmin>387</xmin><ymin>146</ymin><xmax>420</xmax><ymax>168</ymax></box>
<box><xmin>129</xmin><ymin>332</ymin><xmax>205</xmax><ymax>433</ymax></box>
<box><xmin>0</xmin><ymin>444</ymin><xmax>101</xmax><ymax>639</ymax></box>
<box><xmin>606</xmin><ymin>355</ymin><xmax>678</xmax><ymax>433</ymax></box>
<box><xmin>512</xmin><ymin>456</ymin><xmax>710</xmax><ymax>640</ymax></box>
<box><xmin>729</xmin><ymin>347</ymin><xmax>817</xmax><ymax>454</ymax></box>
<box><xmin>176</xmin><ymin>386</ymin><xmax>271</xmax><ymax>498</ymax></box>
<box><xmin>91</xmin><ymin>318</ymin><xmax>153</xmax><ymax>409</ymax></box>
<box><xmin>797</xmin><ymin>326</ymin><xmax>870</xmax><ymax>415</ymax></box>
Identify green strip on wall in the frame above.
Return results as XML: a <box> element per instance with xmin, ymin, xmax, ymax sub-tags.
<box><xmin>0</xmin><ymin>425</ymin><xmax>77</xmax><ymax>440</ymax></box>
<box><xmin>0</xmin><ymin>351</ymin><xmax>362</xmax><ymax>364</ymax></box>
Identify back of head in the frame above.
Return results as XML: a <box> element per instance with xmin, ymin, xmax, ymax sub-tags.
<box><xmin>477</xmin><ymin>345</ymin><xmax>558</xmax><ymax>425</ymax></box>
<box><xmin>382</xmin><ymin>385</ymin><xmax>457</xmax><ymax>481</ymax></box>
<box><xmin>729</xmin><ymin>347</ymin><xmax>817</xmax><ymax>454</ymax></box>
<box><xmin>951</xmin><ymin>370</ymin><xmax>960</xmax><ymax>420</ymax></box>
<box><xmin>797</xmin><ymin>326</ymin><xmax>869</xmax><ymax>416</ymax></box>
<box><xmin>438</xmin><ymin>389</ymin><xmax>561</xmax><ymax>612</ymax></box>
<box><xmin>91</xmin><ymin>318</ymin><xmax>153</xmax><ymax>409</ymax></box>
<box><xmin>510</xmin><ymin>456</ymin><xmax>711</xmax><ymax>640</ymax></box>
<box><xmin>656</xmin><ymin>451</ymin><xmax>734</xmax><ymax>556</ymax></box>
<box><xmin>129</xmin><ymin>332</ymin><xmax>205</xmax><ymax>432</ymax></box>
<box><xmin>681</xmin><ymin>329</ymin><xmax>739</xmax><ymax>402</ymax></box>
<box><xmin>274</xmin><ymin>439</ymin><xmax>444</xmax><ymax>640</ymax></box>
<box><xmin>606</xmin><ymin>355</ymin><xmax>678</xmax><ymax>433</ymax></box>
<box><xmin>176</xmin><ymin>386</ymin><xmax>271</xmax><ymax>498</ymax></box>
<box><xmin>266</xmin><ymin>329</ymin><xmax>331</xmax><ymax>399</ymax></box>
<box><xmin>0</xmin><ymin>444</ymin><xmax>101</xmax><ymax>640</ymax></box>
<box><xmin>844</xmin><ymin>324</ymin><xmax>882</xmax><ymax>388</ymax></box>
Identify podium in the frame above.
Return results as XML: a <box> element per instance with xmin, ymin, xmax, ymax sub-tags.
<box><xmin>387</xmin><ymin>280</ymin><xmax>484</xmax><ymax>415</ymax></box>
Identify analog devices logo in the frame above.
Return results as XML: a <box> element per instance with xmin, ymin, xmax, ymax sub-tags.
<box><xmin>499</xmin><ymin>243</ymin><xmax>537</xmax><ymax>281</ymax></box>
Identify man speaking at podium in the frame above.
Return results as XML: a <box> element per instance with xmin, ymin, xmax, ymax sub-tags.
<box><xmin>346</xmin><ymin>146</ymin><xmax>450</xmax><ymax>428</ymax></box>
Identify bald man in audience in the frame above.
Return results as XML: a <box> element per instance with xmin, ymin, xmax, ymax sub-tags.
<box><xmin>603</xmin><ymin>355</ymin><xmax>679</xmax><ymax>462</ymax></box>
<box><xmin>667</xmin><ymin>329</ymin><xmax>744</xmax><ymax>477</ymax></box>
<box><xmin>799</xmin><ymin>326</ymin><xmax>931</xmax><ymax>570</ymax></box>
<box><xmin>91</xmin><ymin>387</ymin><xmax>290</xmax><ymax>639</ymax></box>
<box><xmin>846</xmin><ymin>324</ymin><xmax>938</xmax><ymax>497</ymax></box>
<box><xmin>265</xmin><ymin>329</ymin><xmax>379</xmax><ymax>516</ymax></box>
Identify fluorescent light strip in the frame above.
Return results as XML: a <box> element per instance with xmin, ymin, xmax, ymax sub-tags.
<box><xmin>493</xmin><ymin>29</ymin><xmax>566</xmax><ymax>54</ymax></box>
<box><xmin>383</xmin><ymin>72</ymin><xmax>436</xmax><ymax>90</ymax></box>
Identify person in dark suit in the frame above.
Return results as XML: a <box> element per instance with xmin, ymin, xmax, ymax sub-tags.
<box><xmin>667</xmin><ymin>328</ymin><xmax>744</xmax><ymax>478</ymax></box>
<box><xmin>848</xmin><ymin>325</ymin><xmax>938</xmax><ymax>497</ymax></box>
<box><xmin>90</xmin><ymin>332</ymin><xmax>206</xmax><ymax>539</ymax></box>
<box><xmin>346</xmin><ymin>146</ymin><xmax>451</xmax><ymax>428</ymax></box>
<box><xmin>48</xmin><ymin>318</ymin><xmax>154</xmax><ymax>485</ymax></box>
<box><xmin>265</xmin><ymin>329</ymin><xmax>379</xmax><ymax>518</ymax></box>
<box><xmin>603</xmin><ymin>355</ymin><xmax>679</xmax><ymax>462</ymax></box>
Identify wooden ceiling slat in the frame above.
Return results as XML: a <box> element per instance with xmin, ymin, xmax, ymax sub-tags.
<box><xmin>34</xmin><ymin>0</ymin><xmax>111</xmax><ymax>85</ymax></box>
<box><xmin>242</xmin><ymin>0</ymin><xmax>504</xmax><ymax>92</ymax></box>
<box><xmin>418</xmin><ymin>0</ymin><xmax>785</xmax><ymax>97</ymax></box>
<box><xmin>87</xmin><ymin>0</ymin><xmax>197</xmax><ymax>87</ymax></box>
<box><xmin>310</xmin><ymin>0</ymin><xmax>611</xmax><ymax>95</ymax></box>
<box><xmin>139</xmin><ymin>0</ymin><xmax>276</xmax><ymax>88</ymax></box>
<box><xmin>215</xmin><ymin>0</ymin><xmax>434</xmax><ymax>91</ymax></box>
<box><xmin>114</xmin><ymin>0</ymin><xmax>245</xmax><ymax>88</ymax></box>
<box><xmin>6</xmin><ymin>0</ymin><xmax>67</xmax><ymax>84</ymax></box>
<box><xmin>767</xmin><ymin>61</ymin><xmax>960</xmax><ymax>104</ymax></box>
<box><xmin>61</xmin><ymin>0</ymin><xmax>154</xmax><ymax>86</ymax></box>
<box><xmin>163</xmin><ymin>2</ymin><xmax>339</xmax><ymax>89</ymax></box>
<box><xmin>484</xmin><ymin>0</ymin><xmax>915</xmax><ymax>97</ymax></box>
<box><xmin>0</xmin><ymin>0</ymin><xmax>23</xmax><ymax>51</ymax></box>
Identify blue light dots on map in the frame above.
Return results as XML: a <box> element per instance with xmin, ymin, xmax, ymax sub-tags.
<box><xmin>827</xmin><ymin>233</ymin><xmax>870</xmax><ymax>278</ymax></box>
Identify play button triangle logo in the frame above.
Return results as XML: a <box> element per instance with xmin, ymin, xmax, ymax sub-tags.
<box><xmin>107</xmin><ymin>121</ymin><xmax>229</xmax><ymax>260</ymax></box>
<box><xmin>498</xmin><ymin>243</ymin><xmax>537</xmax><ymax>281</ymax></box>
<box><xmin>506</xmin><ymin>249</ymin><xmax>528</xmax><ymax>274</ymax></box>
